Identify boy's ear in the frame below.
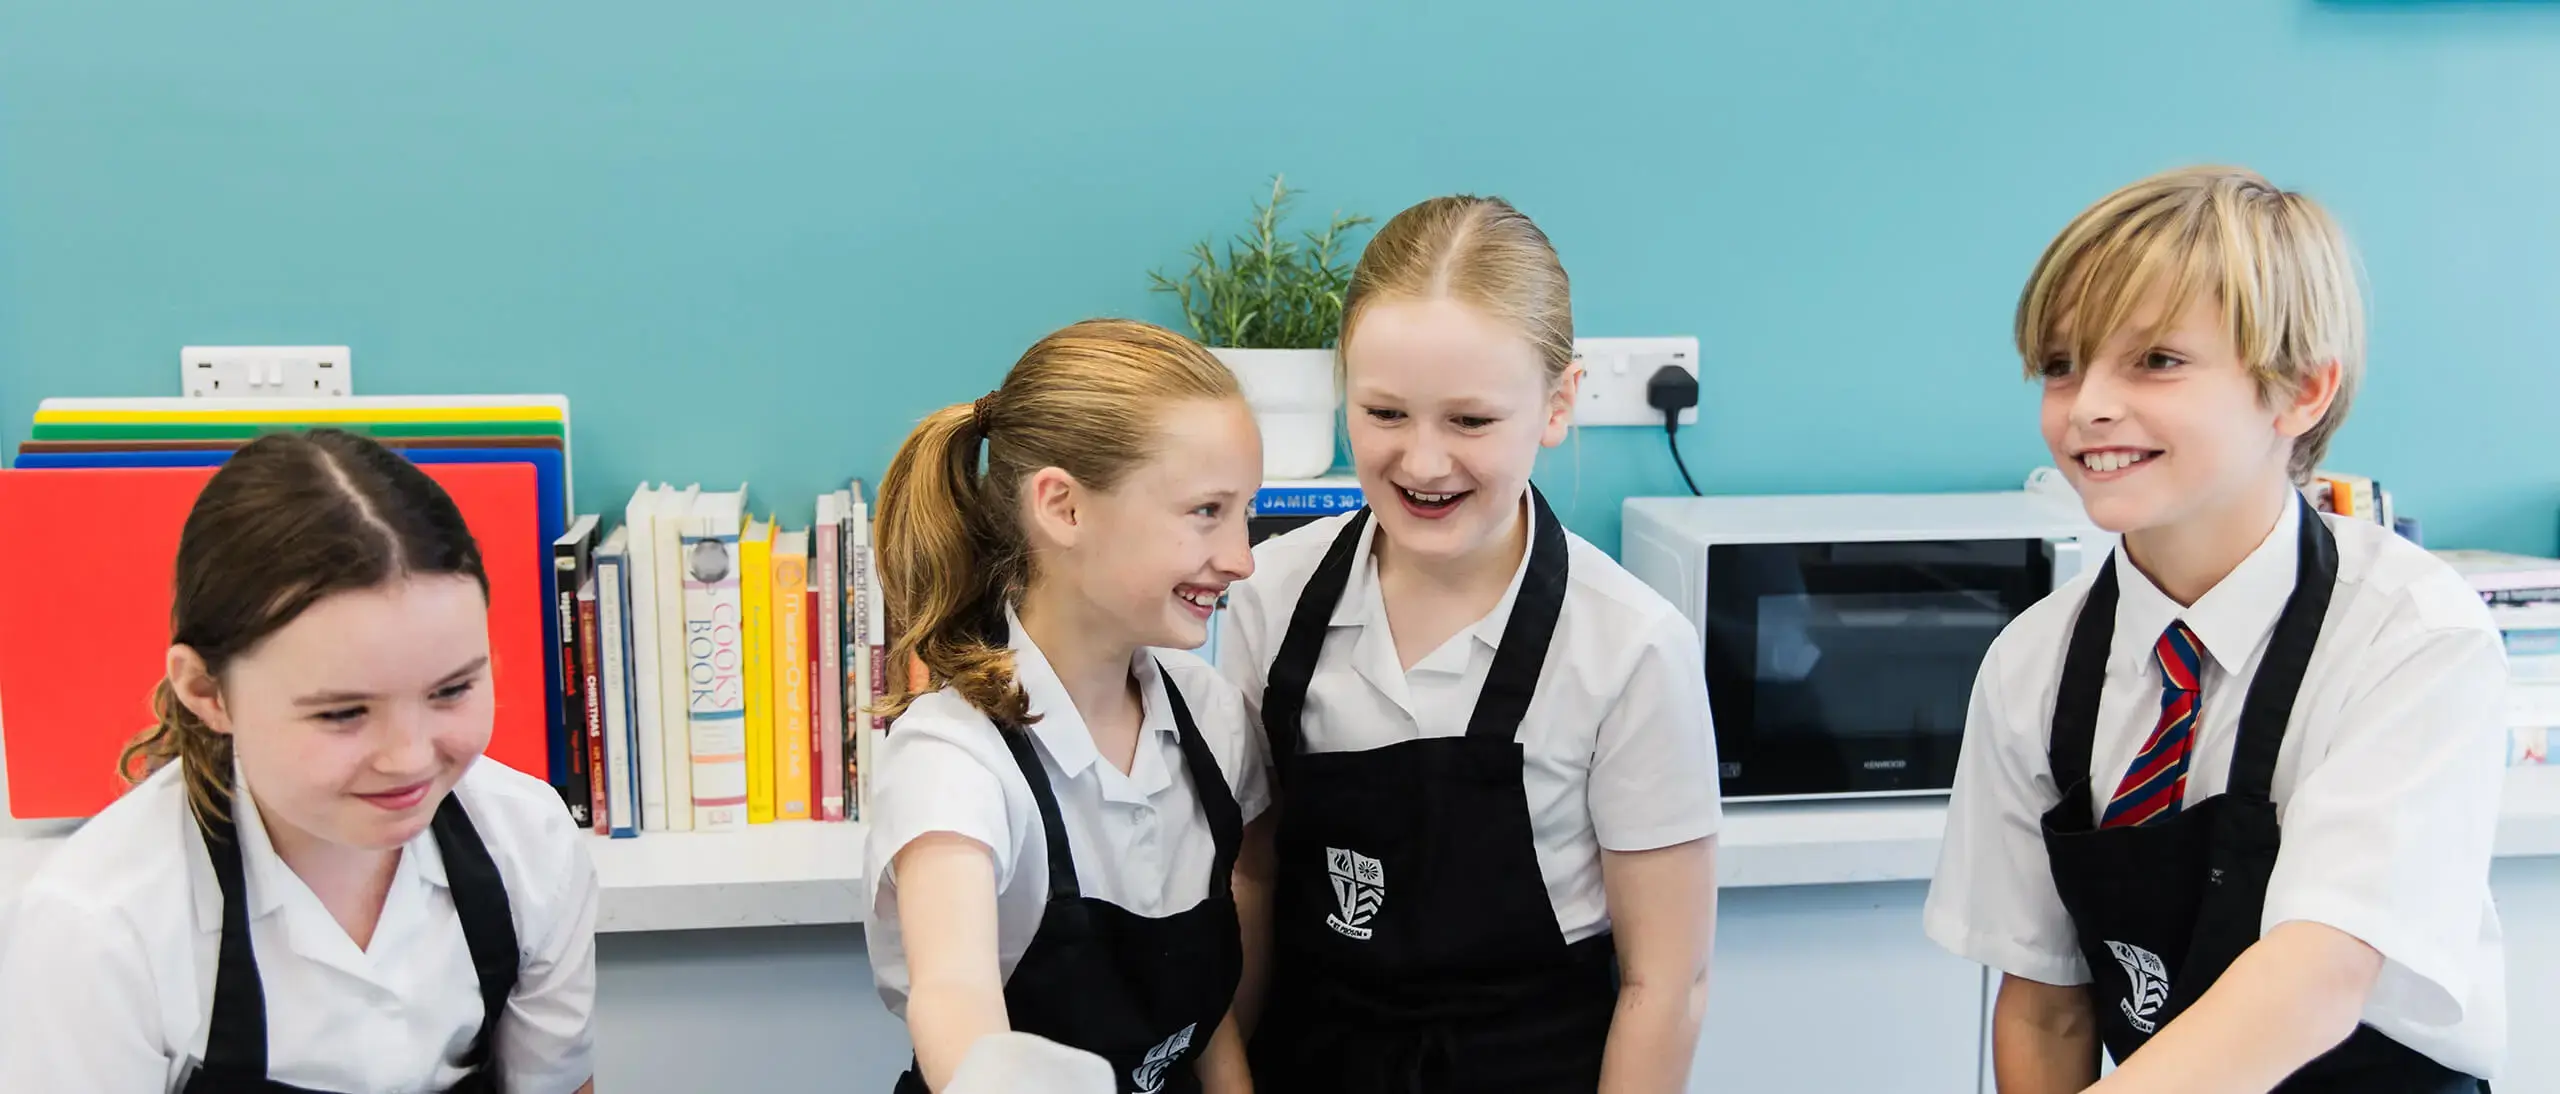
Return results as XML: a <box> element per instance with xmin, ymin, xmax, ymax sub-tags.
<box><xmin>2275</xmin><ymin>359</ymin><xmax>2343</xmax><ymax>440</ymax></box>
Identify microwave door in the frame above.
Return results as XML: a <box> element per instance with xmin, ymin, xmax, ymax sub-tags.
<box><xmin>1707</xmin><ymin>538</ymin><xmax>2050</xmax><ymax>800</ymax></box>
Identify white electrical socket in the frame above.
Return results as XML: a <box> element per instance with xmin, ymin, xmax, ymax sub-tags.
<box><xmin>181</xmin><ymin>346</ymin><xmax>353</xmax><ymax>399</ymax></box>
<box><xmin>1572</xmin><ymin>336</ymin><xmax>1698</xmax><ymax>427</ymax></box>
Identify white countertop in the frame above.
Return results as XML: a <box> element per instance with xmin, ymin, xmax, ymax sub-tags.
<box><xmin>7</xmin><ymin>767</ymin><xmax>2559</xmax><ymax>933</ymax></box>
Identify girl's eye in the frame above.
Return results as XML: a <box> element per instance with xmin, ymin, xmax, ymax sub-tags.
<box><xmin>1363</xmin><ymin>407</ymin><xmax>1405</xmax><ymax>423</ymax></box>
<box><xmin>2039</xmin><ymin>356</ymin><xmax>2075</xmax><ymax>380</ymax></box>
<box><xmin>431</xmin><ymin>680</ymin><xmax>477</xmax><ymax>703</ymax></box>
<box><xmin>1192</xmin><ymin>503</ymin><xmax>1222</xmax><ymax>519</ymax></box>
<box><xmin>314</xmin><ymin>706</ymin><xmax>366</xmax><ymax>726</ymax></box>
<box><xmin>1452</xmin><ymin>416</ymin><xmax>1494</xmax><ymax>430</ymax></box>
<box><xmin>2141</xmin><ymin>351</ymin><xmax>2187</xmax><ymax>371</ymax></box>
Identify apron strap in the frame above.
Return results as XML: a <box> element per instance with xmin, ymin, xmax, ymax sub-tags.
<box><xmin>2227</xmin><ymin>496</ymin><xmax>2340</xmax><ymax>803</ymax></box>
<box><xmin>1261</xmin><ymin>508</ymin><xmax>1372</xmax><ymax>763</ymax></box>
<box><xmin>995</xmin><ymin>723</ymin><xmax>1085</xmax><ymax>903</ymax></box>
<box><xmin>194</xmin><ymin>802</ymin><xmax>272</xmax><ymax>1076</ymax></box>
<box><xmin>1464</xmin><ymin>487</ymin><xmax>1571</xmax><ymax>743</ymax></box>
<box><xmin>1161</xmin><ymin>664</ymin><xmax>1246</xmax><ymax>899</ymax></box>
<box><xmin>429</xmin><ymin>791</ymin><xmax>522</xmax><ymax>1071</ymax></box>
<box><xmin>2047</xmin><ymin>549</ymin><xmax>2121</xmax><ymax>794</ymax></box>
<box><xmin>190</xmin><ymin>787</ymin><xmax>522</xmax><ymax>1081</ymax></box>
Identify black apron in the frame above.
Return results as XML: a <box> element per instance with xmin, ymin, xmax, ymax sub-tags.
<box><xmin>183</xmin><ymin>791</ymin><xmax>518</xmax><ymax>1094</ymax></box>
<box><xmin>2040</xmin><ymin>497</ymin><xmax>2484</xmax><ymax>1092</ymax></box>
<box><xmin>1249</xmin><ymin>488</ymin><xmax>1618</xmax><ymax>1094</ymax></box>
<box><xmin>893</xmin><ymin>667</ymin><xmax>1244</xmax><ymax>1094</ymax></box>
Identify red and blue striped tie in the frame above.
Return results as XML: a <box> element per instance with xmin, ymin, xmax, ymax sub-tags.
<box><xmin>2102</xmin><ymin>621</ymin><xmax>2205</xmax><ymax>828</ymax></box>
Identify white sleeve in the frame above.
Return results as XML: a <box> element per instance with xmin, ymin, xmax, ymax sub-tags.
<box><xmin>1588</xmin><ymin>608</ymin><xmax>1723</xmax><ymax>852</ymax></box>
<box><xmin>1923</xmin><ymin>641</ymin><xmax>2090</xmax><ymax>986</ymax></box>
<box><xmin>2261</xmin><ymin>618</ymin><xmax>2506</xmax><ymax>1025</ymax></box>
<box><xmin>0</xmin><ymin>887</ymin><xmax>172</xmax><ymax>1091</ymax></box>
<box><xmin>496</xmin><ymin>815</ymin><xmax>600</xmax><ymax>1094</ymax></box>
<box><xmin>863</xmin><ymin>724</ymin><xmax>1018</xmax><ymax>922</ymax></box>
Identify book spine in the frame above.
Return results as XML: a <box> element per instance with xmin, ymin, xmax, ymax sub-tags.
<box><xmin>599</xmin><ymin>552</ymin><xmax>640</xmax><ymax>838</ymax></box>
<box><xmin>816</xmin><ymin>521</ymin><xmax>846</xmax><ymax>822</ymax></box>
<box><xmin>624</xmin><ymin>502</ymin><xmax>668</xmax><ymax>833</ymax></box>
<box><xmin>866</xmin><ymin>545</ymin><xmax>886</xmax><ymax>822</ymax></box>
<box><xmin>553</xmin><ymin>549</ymin><xmax>592</xmax><ymax>828</ymax></box>
<box><xmin>656</xmin><ymin>498</ymin><xmax>695</xmax><ymax>832</ymax></box>
<box><xmin>578</xmin><ymin>582</ymin><xmax>607</xmax><ymax>835</ymax></box>
<box><xmin>742</xmin><ymin>530</ymin><xmax>775</xmax><ymax>825</ymax></box>
<box><xmin>844</xmin><ymin>501</ymin><xmax>866</xmax><ymax>821</ymax></box>
<box><xmin>773</xmin><ymin>548</ymin><xmax>812</xmax><ymax>821</ymax></box>
<box><xmin>683</xmin><ymin>529</ymin><xmax>750</xmax><ymax>831</ymax></box>
<box><xmin>807</xmin><ymin>586</ymin><xmax>823</xmax><ymax>818</ymax></box>
<box><xmin>1252</xmin><ymin>485</ymin><xmax>1365</xmax><ymax>516</ymax></box>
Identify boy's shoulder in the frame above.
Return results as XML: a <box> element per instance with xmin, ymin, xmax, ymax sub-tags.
<box><xmin>2330</xmin><ymin>515</ymin><xmax>2499</xmax><ymax>640</ymax></box>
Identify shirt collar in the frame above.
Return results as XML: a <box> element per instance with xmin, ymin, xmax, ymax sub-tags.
<box><xmin>2108</xmin><ymin>497</ymin><xmax>2300</xmax><ymax>678</ymax></box>
<box><xmin>195</xmin><ymin>763</ymin><xmax>448</xmax><ymax>934</ymax></box>
<box><xmin>1330</xmin><ymin>494</ymin><xmax>1541</xmax><ymax>655</ymax></box>
<box><xmin>1005</xmin><ymin>605</ymin><xmax>1178</xmax><ymax>795</ymax></box>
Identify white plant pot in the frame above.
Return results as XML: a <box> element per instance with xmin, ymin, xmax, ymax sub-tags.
<box><xmin>1211</xmin><ymin>347</ymin><xmax>1340</xmax><ymax>479</ymax></box>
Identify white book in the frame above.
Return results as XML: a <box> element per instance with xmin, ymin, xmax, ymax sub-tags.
<box><xmin>656</xmin><ymin>483</ymin><xmax>701</xmax><ymax>831</ymax></box>
<box><xmin>683</xmin><ymin>486</ymin><xmax>751</xmax><ymax>831</ymax></box>
<box><xmin>855</xmin><ymin>491</ymin><xmax>882</xmax><ymax>820</ymax></box>
<box><xmin>622</xmin><ymin>485</ymin><xmax>670</xmax><ymax>832</ymax></box>
<box><xmin>595</xmin><ymin>526</ymin><xmax>639</xmax><ymax>838</ymax></box>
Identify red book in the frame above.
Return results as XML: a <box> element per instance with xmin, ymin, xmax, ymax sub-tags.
<box><xmin>807</xmin><ymin>586</ymin><xmax>825</xmax><ymax>819</ymax></box>
<box><xmin>0</xmin><ymin>464</ymin><xmax>546</xmax><ymax>819</ymax></box>
<box><xmin>578</xmin><ymin>577</ymin><xmax>608</xmax><ymax>835</ymax></box>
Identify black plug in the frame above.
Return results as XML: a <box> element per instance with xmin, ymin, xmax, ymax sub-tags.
<box><xmin>1646</xmin><ymin>365</ymin><xmax>1703</xmax><ymax>496</ymax></box>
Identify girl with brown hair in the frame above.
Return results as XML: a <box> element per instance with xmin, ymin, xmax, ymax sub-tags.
<box><xmin>0</xmin><ymin>429</ymin><xmax>598</xmax><ymax>1093</ymax></box>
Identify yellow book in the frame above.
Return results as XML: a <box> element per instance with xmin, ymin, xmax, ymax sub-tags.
<box><xmin>772</xmin><ymin>530</ymin><xmax>814</xmax><ymax>821</ymax></box>
<box><xmin>741</xmin><ymin>518</ymin><xmax>777</xmax><ymax>824</ymax></box>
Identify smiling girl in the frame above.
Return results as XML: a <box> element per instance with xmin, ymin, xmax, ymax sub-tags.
<box><xmin>0</xmin><ymin>428</ymin><xmax>598</xmax><ymax>1093</ymax></box>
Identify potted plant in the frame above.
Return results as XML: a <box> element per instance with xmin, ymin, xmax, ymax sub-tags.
<box><xmin>1151</xmin><ymin>175</ymin><xmax>1372</xmax><ymax>479</ymax></box>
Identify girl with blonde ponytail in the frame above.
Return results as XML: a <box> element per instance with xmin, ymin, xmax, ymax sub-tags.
<box><xmin>0</xmin><ymin>428</ymin><xmax>597</xmax><ymax>1093</ymax></box>
<box><xmin>864</xmin><ymin>318</ymin><xmax>1275</xmax><ymax>1094</ymax></box>
<box><xmin>1221</xmin><ymin>196</ymin><xmax>1722</xmax><ymax>1092</ymax></box>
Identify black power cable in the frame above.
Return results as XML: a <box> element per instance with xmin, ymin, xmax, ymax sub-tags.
<box><xmin>1647</xmin><ymin>365</ymin><xmax>1702</xmax><ymax>496</ymax></box>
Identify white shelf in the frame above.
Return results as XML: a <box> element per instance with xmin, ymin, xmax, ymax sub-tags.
<box><xmin>9</xmin><ymin>767</ymin><xmax>2560</xmax><ymax>933</ymax></box>
<box><xmin>586</xmin><ymin>821</ymin><xmax>867</xmax><ymax>933</ymax></box>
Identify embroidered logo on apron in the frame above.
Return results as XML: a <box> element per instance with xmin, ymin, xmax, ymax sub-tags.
<box><xmin>1132</xmin><ymin>1022</ymin><xmax>1197</xmax><ymax>1094</ymax></box>
<box><xmin>2106</xmin><ymin>940</ymin><xmax>2171</xmax><ymax>1033</ymax></box>
<box><xmin>1325</xmin><ymin>847</ymin><xmax>1385</xmax><ymax>940</ymax></box>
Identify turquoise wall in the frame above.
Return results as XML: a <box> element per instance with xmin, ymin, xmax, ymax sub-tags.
<box><xmin>3</xmin><ymin>0</ymin><xmax>2555</xmax><ymax>555</ymax></box>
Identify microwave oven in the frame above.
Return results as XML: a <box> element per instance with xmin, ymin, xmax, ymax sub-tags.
<box><xmin>1622</xmin><ymin>485</ymin><xmax>2109</xmax><ymax>802</ymax></box>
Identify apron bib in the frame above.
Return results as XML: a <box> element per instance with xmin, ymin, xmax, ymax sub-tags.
<box><xmin>2039</xmin><ymin>497</ymin><xmax>2483</xmax><ymax>1093</ymax></box>
<box><xmin>182</xmin><ymin>791</ymin><xmax>518</xmax><ymax>1094</ymax></box>
<box><xmin>894</xmin><ymin>667</ymin><xmax>1244</xmax><ymax>1094</ymax></box>
<box><xmin>1249</xmin><ymin>488</ymin><xmax>1618</xmax><ymax>1094</ymax></box>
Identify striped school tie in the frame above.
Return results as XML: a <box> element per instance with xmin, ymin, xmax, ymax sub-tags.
<box><xmin>2101</xmin><ymin>621</ymin><xmax>2205</xmax><ymax>828</ymax></box>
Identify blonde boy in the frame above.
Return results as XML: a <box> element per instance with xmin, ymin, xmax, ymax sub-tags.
<box><xmin>1923</xmin><ymin>166</ymin><xmax>2505</xmax><ymax>1093</ymax></box>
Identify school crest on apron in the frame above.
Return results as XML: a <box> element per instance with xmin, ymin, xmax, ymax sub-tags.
<box><xmin>1325</xmin><ymin>847</ymin><xmax>1384</xmax><ymax>940</ymax></box>
<box><xmin>1132</xmin><ymin>1022</ymin><xmax>1197</xmax><ymax>1094</ymax></box>
<box><xmin>2104</xmin><ymin>940</ymin><xmax>2170</xmax><ymax>1034</ymax></box>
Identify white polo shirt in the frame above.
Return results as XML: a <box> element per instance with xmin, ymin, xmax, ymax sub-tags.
<box><xmin>1217</xmin><ymin>503</ymin><xmax>1723</xmax><ymax>945</ymax></box>
<box><xmin>863</xmin><ymin>610</ymin><xmax>1271</xmax><ymax>1018</ymax></box>
<box><xmin>1923</xmin><ymin>501</ymin><xmax>2508</xmax><ymax>1078</ymax></box>
<box><xmin>0</xmin><ymin>757</ymin><xmax>599</xmax><ymax>1093</ymax></box>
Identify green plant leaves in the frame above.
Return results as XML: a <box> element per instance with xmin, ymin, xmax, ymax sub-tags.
<box><xmin>1149</xmin><ymin>174</ymin><xmax>1374</xmax><ymax>350</ymax></box>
